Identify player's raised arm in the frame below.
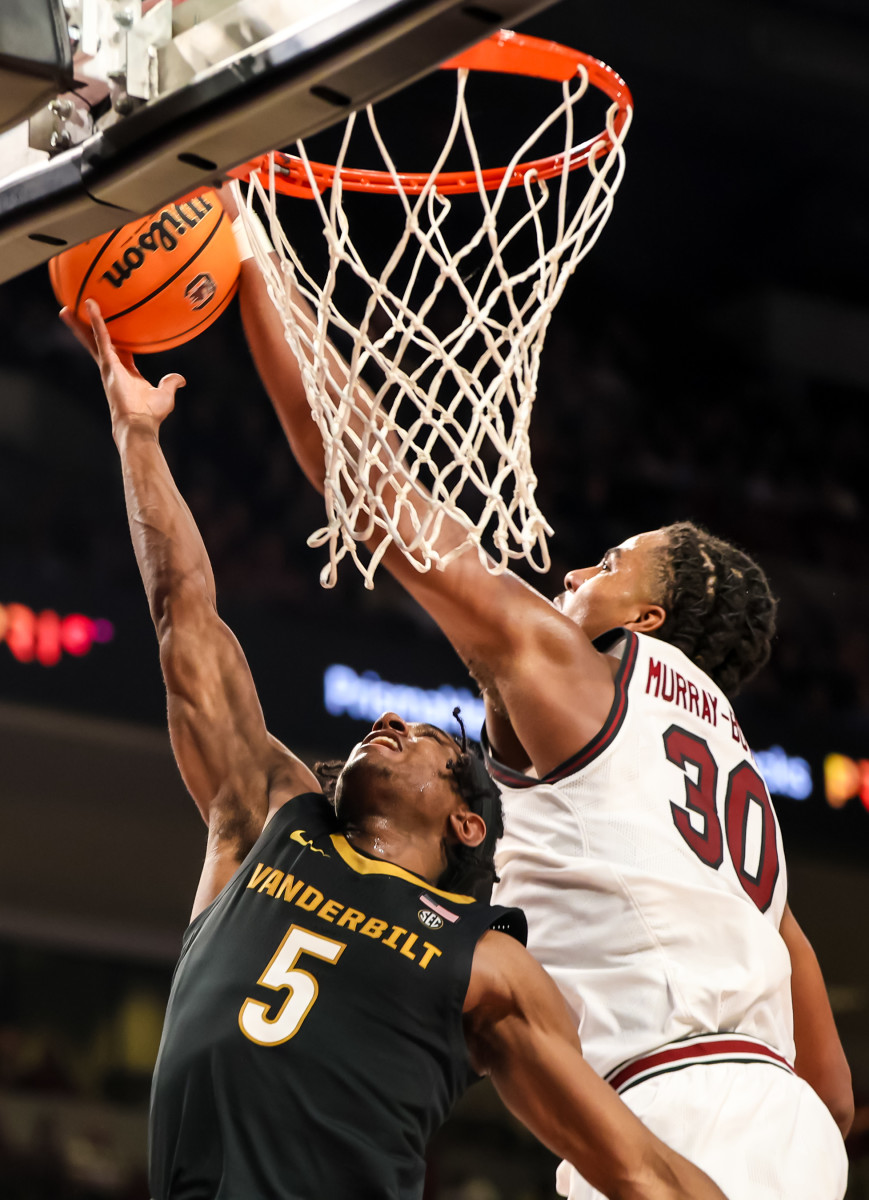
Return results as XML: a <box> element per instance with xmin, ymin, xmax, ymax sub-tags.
<box><xmin>61</xmin><ymin>301</ymin><xmax>319</xmax><ymax>916</ymax></box>
<box><xmin>224</xmin><ymin>189</ymin><xmax>626</xmax><ymax>776</ymax></box>
<box><xmin>463</xmin><ymin>931</ymin><xmax>728</xmax><ymax>1200</ymax></box>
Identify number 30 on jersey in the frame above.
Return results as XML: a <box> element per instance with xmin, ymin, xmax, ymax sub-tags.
<box><xmin>664</xmin><ymin>724</ymin><xmax>780</xmax><ymax>913</ymax></box>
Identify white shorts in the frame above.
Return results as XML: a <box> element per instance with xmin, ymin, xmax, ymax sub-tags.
<box><xmin>556</xmin><ymin>1060</ymin><xmax>848</xmax><ymax>1200</ymax></box>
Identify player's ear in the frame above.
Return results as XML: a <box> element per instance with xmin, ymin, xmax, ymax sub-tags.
<box><xmin>448</xmin><ymin>809</ymin><xmax>486</xmax><ymax>849</ymax></box>
<box><xmin>627</xmin><ymin>604</ymin><xmax>666</xmax><ymax>634</ymax></box>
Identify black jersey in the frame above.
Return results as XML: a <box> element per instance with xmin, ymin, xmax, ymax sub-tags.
<box><xmin>149</xmin><ymin>793</ymin><xmax>526</xmax><ymax>1200</ymax></box>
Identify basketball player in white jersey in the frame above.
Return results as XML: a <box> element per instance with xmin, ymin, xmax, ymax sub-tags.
<box><xmin>223</xmin><ymin>189</ymin><xmax>852</xmax><ymax>1199</ymax></box>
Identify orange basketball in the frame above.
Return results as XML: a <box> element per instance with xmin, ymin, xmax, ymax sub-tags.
<box><xmin>49</xmin><ymin>189</ymin><xmax>240</xmax><ymax>353</ymax></box>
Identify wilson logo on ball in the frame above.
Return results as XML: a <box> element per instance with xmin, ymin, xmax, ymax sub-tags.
<box><xmin>100</xmin><ymin>195</ymin><xmax>215</xmax><ymax>290</ymax></box>
<box><xmin>49</xmin><ymin>188</ymin><xmax>240</xmax><ymax>354</ymax></box>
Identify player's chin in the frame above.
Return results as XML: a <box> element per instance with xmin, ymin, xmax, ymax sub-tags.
<box><xmin>334</xmin><ymin>756</ymin><xmax>392</xmax><ymax>810</ymax></box>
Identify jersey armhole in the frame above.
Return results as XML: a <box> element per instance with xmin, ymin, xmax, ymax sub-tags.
<box><xmin>487</xmin><ymin>906</ymin><xmax>528</xmax><ymax>946</ymax></box>
<box><xmin>481</xmin><ymin>630</ymin><xmax>639</xmax><ymax>787</ymax></box>
<box><xmin>180</xmin><ymin>792</ymin><xmax>332</xmax><ymax>947</ymax></box>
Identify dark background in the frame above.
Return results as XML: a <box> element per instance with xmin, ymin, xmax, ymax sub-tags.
<box><xmin>0</xmin><ymin>0</ymin><xmax>868</xmax><ymax>1195</ymax></box>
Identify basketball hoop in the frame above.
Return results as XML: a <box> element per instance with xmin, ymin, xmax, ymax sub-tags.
<box><xmin>230</xmin><ymin>30</ymin><xmax>633</xmax><ymax>588</ymax></box>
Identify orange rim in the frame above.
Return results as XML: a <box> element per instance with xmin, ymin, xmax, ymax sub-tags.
<box><xmin>229</xmin><ymin>30</ymin><xmax>632</xmax><ymax>198</ymax></box>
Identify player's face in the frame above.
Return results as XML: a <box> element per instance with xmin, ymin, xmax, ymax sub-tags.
<box><xmin>554</xmin><ymin>530</ymin><xmax>668</xmax><ymax>640</ymax></box>
<box><xmin>338</xmin><ymin>713</ymin><xmax>464</xmax><ymax>820</ymax></box>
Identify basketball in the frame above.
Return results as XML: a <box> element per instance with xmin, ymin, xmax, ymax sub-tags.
<box><xmin>49</xmin><ymin>189</ymin><xmax>240</xmax><ymax>353</ymax></box>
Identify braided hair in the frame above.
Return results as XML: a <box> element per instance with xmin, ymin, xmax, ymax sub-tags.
<box><xmin>314</xmin><ymin>710</ymin><xmax>503</xmax><ymax>901</ymax></box>
<box><xmin>436</xmin><ymin>708</ymin><xmax>504</xmax><ymax>900</ymax></box>
<box><xmin>649</xmin><ymin>521</ymin><xmax>777</xmax><ymax>697</ymax></box>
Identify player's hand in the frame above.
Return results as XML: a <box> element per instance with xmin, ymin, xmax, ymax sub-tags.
<box><xmin>60</xmin><ymin>299</ymin><xmax>185</xmax><ymax>435</ymax></box>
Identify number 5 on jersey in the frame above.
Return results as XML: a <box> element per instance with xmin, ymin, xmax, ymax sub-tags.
<box><xmin>239</xmin><ymin>925</ymin><xmax>346</xmax><ymax>1046</ymax></box>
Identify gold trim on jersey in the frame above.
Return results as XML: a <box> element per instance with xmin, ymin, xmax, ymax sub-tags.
<box><xmin>330</xmin><ymin>835</ymin><xmax>477</xmax><ymax>905</ymax></box>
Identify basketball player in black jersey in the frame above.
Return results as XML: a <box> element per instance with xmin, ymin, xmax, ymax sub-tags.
<box><xmin>63</xmin><ymin>299</ymin><xmax>728</xmax><ymax>1200</ymax></box>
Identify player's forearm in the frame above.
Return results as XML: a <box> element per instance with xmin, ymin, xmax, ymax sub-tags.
<box><xmin>237</xmin><ymin>260</ymin><xmax>328</xmax><ymax>496</ymax></box>
<box><xmin>237</xmin><ymin>258</ymin><xmax>485</xmax><ymax>566</ymax></box>
<box><xmin>782</xmin><ymin>906</ymin><xmax>854</xmax><ymax>1135</ymax></box>
<box><xmin>792</xmin><ymin>1005</ymin><xmax>853</xmax><ymax>1136</ymax></box>
<box><xmin>113</xmin><ymin>417</ymin><xmax>217</xmax><ymax>628</ymax></box>
<box><xmin>489</xmin><ymin>1046</ymin><xmax>725</xmax><ymax>1200</ymax></box>
<box><xmin>466</xmin><ymin>937</ymin><xmax>726</xmax><ymax>1200</ymax></box>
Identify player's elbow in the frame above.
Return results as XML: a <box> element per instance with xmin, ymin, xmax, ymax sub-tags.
<box><xmin>802</xmin><ymin>1058</ymin><xmax>855</xmax><ymax>1138</ymax></box>
<box><xmin>154</xmin><ymin>582</ymin><xmax>221</xmax><ymax>686</ymax></box>
<box><xmin>151</xmin><ymin>572</ymin><xmax>214</xmax><ymax>638</ymax></box>
<box><xmin>834</xmin><ymin>1093</ymin><xmax>855</xmax><ymax>1139</ymax></box>
<box><xmin>823</xmin><ymin>1073</ymin><xmax>855</xmax><ymax>1138</ymax></box>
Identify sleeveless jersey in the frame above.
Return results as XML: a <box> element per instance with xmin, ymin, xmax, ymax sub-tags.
<box><xmin>149</xmin><ymin>792</ymin><xmax>525</xmax><ymax>1200</ymax></box>
<box><xmin>486</xmin><ymin>629</ymin><xmax>793</xmax><ymax>1080</ymax></box>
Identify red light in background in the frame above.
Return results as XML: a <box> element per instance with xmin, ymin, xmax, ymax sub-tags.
<box><xmin>36</xmin><ymin>609</ymin><xmax>61</xmax><ymax>667</ymax></box>
<box><xmin>3</xmin><ymin>604</ymin><xmax>36</xmax><ymax>663</ymax></box>
<box><xmin>61</xmin><ymin>613</ymin><xmax>95</xmax><ymax>657</ymax></box>
<box><xmin>0</xmin><ymin>602</ymin><xmax>114</xmax><ymax>666</ymax></box>
<box><xmin>823</xmin><ymin>754</ymin><xmax>869</xmax><ymax>812</ymax></box>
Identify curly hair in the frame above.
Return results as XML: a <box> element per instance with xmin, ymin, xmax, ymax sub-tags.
<box><xmin>438</xmin><ymin>748</ymin><xmax>504</xmax><ymax>900</ymax></box>
<box><xmin>648</xmin><ymin>521</ymin><xmax>777</xmax><ymax>697</ymax></box>
<box><xmin>314</xmin><ymin>731</ymin><xmax>503</xmax><ymax>902</ymax></box>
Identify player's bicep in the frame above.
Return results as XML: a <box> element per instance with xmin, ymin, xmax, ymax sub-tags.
<box><xmin>389</xmin><ymin>552</ymin><xmax>615</xmax><ymax>768</ymax></box>
<box><xmin>385</xmin><ymin>542</ymin><xmax>546</xmax><ymax>663</ymax></box>
<box><xmin>463</xmin><ymin>930</ymin><xmax>580</xmax><ymax>1066</ymax></box>
<box><xmin>159</xmin><ymin>598</ymin><xmax>274</xmax><ymax>818</ymax></box>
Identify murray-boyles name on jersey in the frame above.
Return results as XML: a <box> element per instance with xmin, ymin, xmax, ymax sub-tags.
<box><xmin>486</xmin><ymin>628</ymin><xmax>793</xmax><ymax>1081</ymax></box>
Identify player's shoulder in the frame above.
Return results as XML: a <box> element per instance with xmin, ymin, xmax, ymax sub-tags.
<box><xmin>262</xmin><ymin>786</ymin><xmax>335</xmax><ymax>839</ymax></box>
<box><xmin>463</xmin><ymin>921</ymin><xmax>542</xmax><ymax>1017</ymax></box>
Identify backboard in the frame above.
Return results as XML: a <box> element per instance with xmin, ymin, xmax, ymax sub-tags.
<box><xmin>0</xmin><ymin>0</ymin><xmax>560</xmax><ymax>285</ymax></box>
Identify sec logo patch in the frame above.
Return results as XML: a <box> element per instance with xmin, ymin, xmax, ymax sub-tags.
<box><xmin>418</xmin><ymin>909</ymin><xmax>443</xmax><ymax>930</ymax></box>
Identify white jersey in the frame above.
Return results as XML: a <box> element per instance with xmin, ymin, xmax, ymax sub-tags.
<box><xmin>488</xmin><ymin>628</ymin><xmax>795</xmax><ymax>1080</ymax></box>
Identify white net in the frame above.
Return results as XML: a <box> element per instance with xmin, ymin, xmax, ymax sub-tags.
<box><xmin>236</xmin><ymin>59</ymin><xmax>631</xmax><ymax>589</ymax></box>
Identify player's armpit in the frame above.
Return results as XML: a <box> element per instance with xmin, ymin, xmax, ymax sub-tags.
<box><xmin>463</xmin><ymin>932</ymin><xmax>727</xmax><ymax>1200</ymax></box>
<box><xmin>481</xmin><ymin>696</ymin><xmax>532</xmax><ymax>773</ymax></box>
<box><xmin>780</xmin><ymin>904</ymin><xmax>854</xmax><ymax>1136</ymax></box>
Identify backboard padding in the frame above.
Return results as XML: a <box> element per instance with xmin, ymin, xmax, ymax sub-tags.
<box><xmin>0</xmin><ymin>0</ymin><xmax>560</xmax><ymax>285</ymax></box>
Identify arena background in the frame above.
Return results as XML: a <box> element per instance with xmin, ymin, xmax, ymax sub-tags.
<box><xmin>1</xmin><ymin>0</ymin><xmax>868</xmax><ymax>1195</ymax></box>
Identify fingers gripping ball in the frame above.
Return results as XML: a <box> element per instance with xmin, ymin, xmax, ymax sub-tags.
<box><xmin>49</xmin><ymin>190</ymin><xmax>240</xmax><ymax>353</ymax></box>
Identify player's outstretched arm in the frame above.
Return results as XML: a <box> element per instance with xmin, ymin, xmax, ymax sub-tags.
<box><xmin>463</xmin><ymin>932</ymin><xmax>728</xmax><ymax>1200</ymax></box>
<box><xmin>61</xmin><ymin>302</ymin><xmax>319</xmax><ymax>917</ymax></box>
<box><xmin>780</xmin><ymin>905</ymin><xmax>853</xmax><ymax>1135</ymax></box>
<box><xmin>225</xmin><ymin>189</ymin><xmax>617</xmax><ymax>777</ymax></box>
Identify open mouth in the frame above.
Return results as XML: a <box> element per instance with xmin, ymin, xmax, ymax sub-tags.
<box><xmin>362</xmin><ymin>732</ymin><xmax>402</xmax><ymax>752</ymax></box>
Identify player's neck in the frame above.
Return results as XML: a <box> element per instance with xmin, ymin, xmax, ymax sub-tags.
<box><xmin>343</xmin><ymin>821</ymin><xmax>446</xmax><ymax>884</ymax></box>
